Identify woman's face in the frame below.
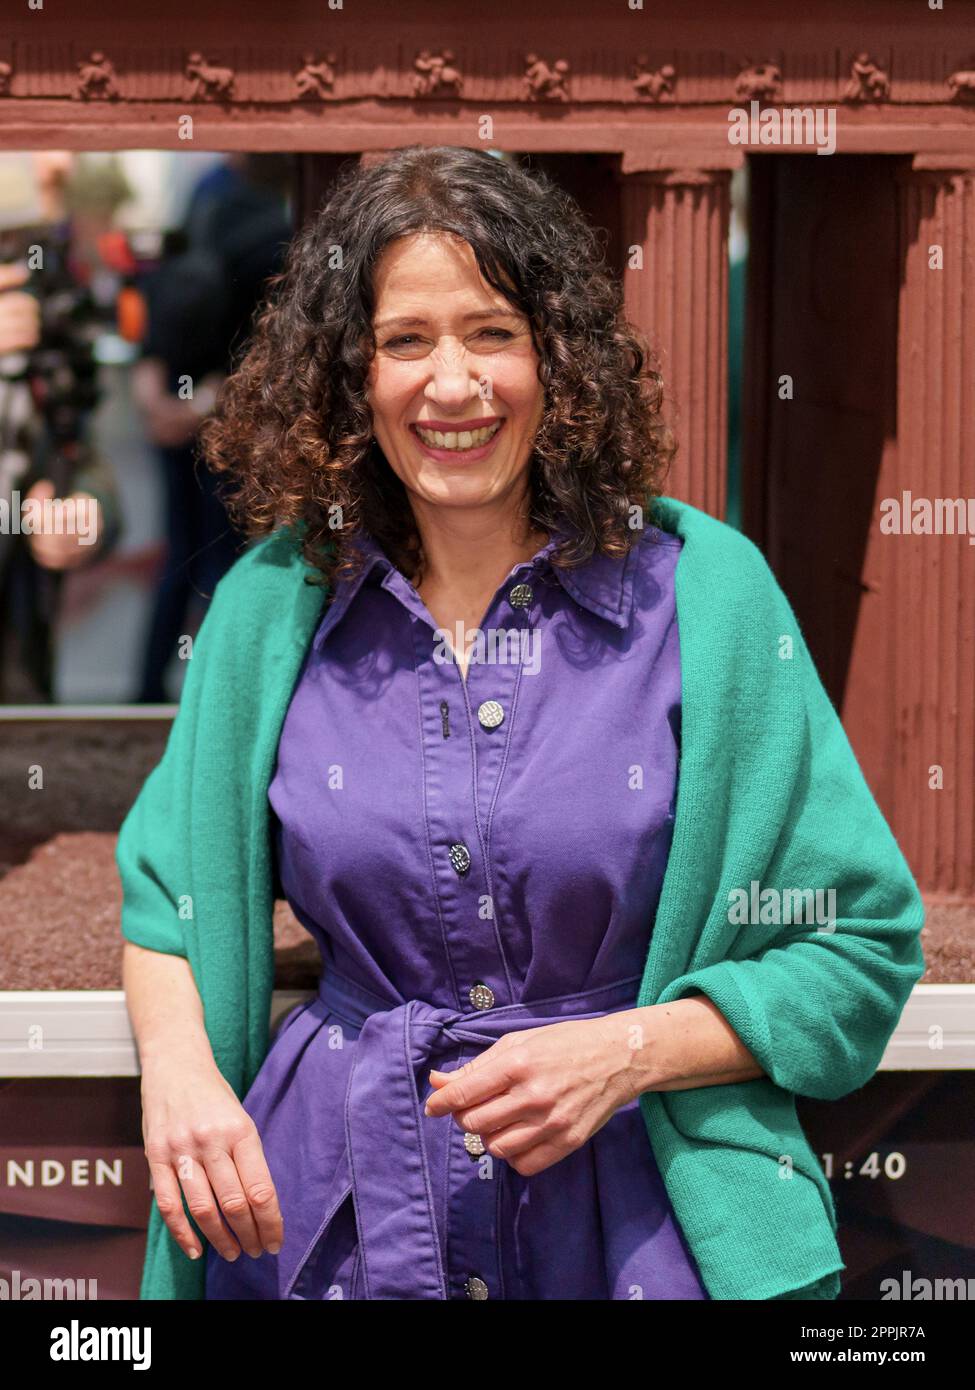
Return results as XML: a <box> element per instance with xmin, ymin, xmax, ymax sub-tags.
<box><xmin>365</xmin><ymin>232</ymin><xmax>545</xmax><ymax>520</ymax></box>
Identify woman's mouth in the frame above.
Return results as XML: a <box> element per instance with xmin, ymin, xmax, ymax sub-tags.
<box><xmin>410</xmin><ymin>418</ymin><xmax>505</xmax><ymax>462</ymax></box>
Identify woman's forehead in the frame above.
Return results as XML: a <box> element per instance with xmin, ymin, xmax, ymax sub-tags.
<box><xmin>370</xmin><ymin>235</ymin><xmax>520</xmax><ymax>316</ymax></box>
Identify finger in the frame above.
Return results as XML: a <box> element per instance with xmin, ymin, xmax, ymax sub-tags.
<box><xmin>505</xmin><ymin>1140</ymin><xmax>566</xmax><ymax>1177</ymax></box>
<box><xmin>0</xmin><ymin>302</ymin><xmax>40</xmax><ymax>328</ymax></box>
<box><xmin>0</xmin><ymin>263</ymin><xmax>29</xmax><ymax>290</ymax></box>
<box><xmin>0</xmin><ymin>293</ymin><xmax>40</xmax><ymax>320</ymax></box>
<box><xmin>172</xmin><ymin>1150</ymin><xmax>241</xmax><ymax>1261</ymax></box>
<box><xmin>147</xmin><ymin>1160</ymin><xmax>204</xmax><ymax>1260</ymax></box>
<box><xmin>451</xmin><ymin>1093</ymin><xmax>531</xmax><ymax>1137</ymax></box>
<box><xmin>229</xmin><ymin>1128</ymin><xmax>285</xmax><ymax>1253</ymax></box>
<box><xmin>481</xmin><ymin>1122</ymin><xmax>540</xmax><ymax>1159</ymax></box>
<box><xmin>425</xmin><ymin>1053</ymin><xmax>517</xmax><ymax>1115</ymax></box>
<box><xmin>201</xmin><ymin>1149</ymin><xmax>264</xmax><ymax>1258</ymax></box>
<box><xmin>485</xmin><ymin>1126</ymin><xmax>567</xmax><ymax>1174</ymax></box>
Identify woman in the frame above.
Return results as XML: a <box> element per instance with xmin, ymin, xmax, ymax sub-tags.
<box><xmin>117</xmin><ymin>146</ymin><xmax>925</xmax><ymax>1301</ymax></box>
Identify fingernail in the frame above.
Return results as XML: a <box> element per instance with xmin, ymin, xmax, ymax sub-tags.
<box><xmin>188</xmin><ymin>1248</ymin><xmax>201</xmax><ymax>1260</ymax></box>
<box><xmin>267</xmin><ymin>1242</ymin><xmax>281</xmax><ymax>1255</ymax></box>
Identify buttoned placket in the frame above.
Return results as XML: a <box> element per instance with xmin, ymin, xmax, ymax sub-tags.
<box><xmin>377</xmin><ymin>553</ymin><xmax>546</xmax><ymax>1300</ymax></box>
<box><xmin>304</xmin><ymin>528</ymin><xmax>648</xmax><ymax>1299</ymax></box>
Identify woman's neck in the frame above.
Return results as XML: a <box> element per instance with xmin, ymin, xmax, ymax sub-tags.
<box><xmin>415</xmin><ymin>519</ymin><xmax>546</xmax><ymax>591</ymax></box>
<box><xmin>409</xmin><ymin>506</ymin><xmax>548</xmax><ymax>676</ymax></box>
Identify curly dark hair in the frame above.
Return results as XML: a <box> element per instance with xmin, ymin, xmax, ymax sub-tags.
<box><xmin>199</xmin><ymin>145</ymin><xmax>676</xmax><ymax>591</ymax></box>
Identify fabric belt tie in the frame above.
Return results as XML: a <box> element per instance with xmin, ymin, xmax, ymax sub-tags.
<box><xmin>285</xmin><ymin>966</ymin><xmax>643</xmax><ymax>1300</ymax></box>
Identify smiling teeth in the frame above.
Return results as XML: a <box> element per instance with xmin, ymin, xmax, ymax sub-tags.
<box><xmin>415</xmin><ymin>422</ymin><xmax>502</xmax><ymax>449</ymax></box>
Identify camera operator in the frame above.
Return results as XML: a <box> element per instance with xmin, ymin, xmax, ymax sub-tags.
<box><xmin>0</xmin><ymin>153</ymin><xmax>120</xmax><ymax>701</ymax></box>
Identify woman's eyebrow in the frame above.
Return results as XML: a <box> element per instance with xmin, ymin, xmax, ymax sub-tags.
<box><xmin>374</xmin><ymin>309</ymin><xmax>524</xmax><ymax>331</ymax></box>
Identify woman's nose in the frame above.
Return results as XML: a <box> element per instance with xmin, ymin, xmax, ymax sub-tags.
<box><xmin>425</xmin><ymin>357</ymin><xmax>481</xmax><ymax>405</ymax></box>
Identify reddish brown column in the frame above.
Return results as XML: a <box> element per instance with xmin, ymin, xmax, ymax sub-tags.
<box><xmin>618</xmin><ymin>168</ymin><xmax>731</xmax><ymax>517</ymax></box>
<box><xmin>891</xmin><ymin>164</ymin><xmax>975</xmax><ymax>919</ymax></box>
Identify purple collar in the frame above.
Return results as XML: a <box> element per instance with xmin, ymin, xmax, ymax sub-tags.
<box><xmin>313</xmin><ymin>524</ymin><xmax>647</xmax><ymax>651</ymax></box>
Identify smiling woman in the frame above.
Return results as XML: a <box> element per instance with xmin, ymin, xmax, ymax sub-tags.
<box><xmin>117</xmin><ymin>145</ymin><xmax>925</xmax><ymax>1302</ymax></box>
<box><xmin>197</xmin><ymin>145</ymin><xmax>674</xmax><ymax>594</ymax></box>
<box><xmin>367</xmin><ymin>234</ymin><xmax>544</xmax><ymax>520</ymax></box>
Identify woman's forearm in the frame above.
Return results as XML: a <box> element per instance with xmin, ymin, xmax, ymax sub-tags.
<box><xmin>122</xmin><ymin>941</ymin><xmax>215</xmax><ymax>1068</ymax></box>
<box><xmin>122</xmin><ymin>942</ymin><xmax>283</xmax><ymax>1261</ymax></box>
<box><xmin>616</xmin><ymin>997</ymin><xmax>766</xmax><ymax>1097</ymax></box>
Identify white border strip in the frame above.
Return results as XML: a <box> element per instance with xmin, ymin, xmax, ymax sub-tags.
<box><xmin>0</xmin><ymin>984</ymin><xmax>970</xmax><ymax>1078</ymax></box>
<box><xmin>0</xmin><ymin>990</ymin><xmax>313</xmax><ymax>1077</ymax></box>
<box><xmin>877</xmin><ymin>983</ymin><xmax>975</xmax><ymax>1069</ymax></box>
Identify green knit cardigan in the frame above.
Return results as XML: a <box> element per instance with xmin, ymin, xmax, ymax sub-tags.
<box><xmin>116</xmin><ymin>495</ymin><xmax>926</xmax><ymax>1301</ymax></box>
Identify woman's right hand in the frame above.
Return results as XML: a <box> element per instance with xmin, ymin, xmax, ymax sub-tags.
<box><xmin>140</xmin><ymin>1045</ymin><xmax>283</xmax><ymax>1263</ymax></box>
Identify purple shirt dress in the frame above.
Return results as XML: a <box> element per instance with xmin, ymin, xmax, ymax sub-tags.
<box><xmin>205</xmin><ymin>520</ymin><xmax>711</xmax><ymax>1301</ymax></box>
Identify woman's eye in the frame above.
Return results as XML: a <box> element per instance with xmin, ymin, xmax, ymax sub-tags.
<box><xmin>383</xmin><ymin>328</ymin><xmax>514</xmax><ymax>350</ymax></box>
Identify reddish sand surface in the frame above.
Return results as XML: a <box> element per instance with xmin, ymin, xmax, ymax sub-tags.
<box><xmin>0</xmin><ymin>831</ymin><xmax>320</xmax><ymax>991</ymax></box>
<box><xmin>0</xmin><ymin>829</ymin><xmax>969</xmax><ymax>991</ymax></box>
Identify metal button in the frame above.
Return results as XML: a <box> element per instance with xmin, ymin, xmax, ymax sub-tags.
<box><xmin>477</xmin><ymin>699</ymin><xmax>504</xmax><ymax>730</ymax></box>
<box><xmin>448</xmin><ymin>843</ymin><xmax>471</xmax><ymax>875</ymax></box>
<box><xmin>509</xmin><ymin>582</ymin><xmax>533</xmax><ymax>609</ymax></box>
<box><xmin>465</xmin><ymin>1275</ymin><xmax>489</xmax><ymax>1300</ymax></box>
<box><xmin>463</xmin><ymin>1132</ymin><xmax>486</xmax><ymax>1158</ymax></box>
<box><xmin>469</xmin><ymin>981</ymin><xmax>495</xmax><ymax>1010</ymax></box>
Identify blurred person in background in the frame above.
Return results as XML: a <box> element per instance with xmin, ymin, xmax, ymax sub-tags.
<box><xmin>0</xmin><ymin>151</ymin><xmax>122</xmax><ymax>702</ymax></box>
<box><xmin>131</xmin><ymin>152</ymin><xmax>293</xmax><ymax>702</ymax></box>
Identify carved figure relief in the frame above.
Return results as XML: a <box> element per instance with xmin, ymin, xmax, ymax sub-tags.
<box><xmin>734</xmin><ymin>59</ymin><xmax>783</xmax><ymax>103</ymax></box>
<box><xmin>632</xmin><ymin>58</ymin><xmax>676</xmax><ymax>102</ymax></box>
<box><xmin>185</xmin><ymin>51</ymin><xmax>236</xmax><ymax>101</ymax></box>
<box><xmin>294</xmin><ymin>51</ymin><xmax>336</xmax><ymax>100</ymax></box>
<box><xmin>75</xmin><ymin>51</ymin><xmax>120</xmax><ymax>100</ymax></box>
<box><xmin>524</xmin><ymin>53</ymin><xmax>570</xmax><ymax>101</ymax></box>
<box><xmin>947</xmin><ymin>65</ymin><xmax>975</xmax><ymax>101</ymax></box>
<box><xmin>843</xmin><ymin>52</ymin><xmax>890</xmax><ymax>103</ymax></box>
<box><xmin>412</xmin><ymin>49</ymin><xmax>464</xmax><ymax>98</ymax></box>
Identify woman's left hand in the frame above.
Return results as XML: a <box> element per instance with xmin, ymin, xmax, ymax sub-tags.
<box><xmin>424</xmin><ymin>1012</ymin><xmax>654</xmax><ymax>1177</ymax></box>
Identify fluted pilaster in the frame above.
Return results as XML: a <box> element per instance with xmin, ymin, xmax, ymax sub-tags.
<box><xmin>618</xmin><ymin>168</ymin><xmax>731</xmax><ymax>516</ymax></box>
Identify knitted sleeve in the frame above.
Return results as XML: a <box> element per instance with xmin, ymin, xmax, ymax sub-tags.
<box><xmin>115</xmin><ymin>751</ymin><xmax>189</xmax><ymax>957</ymax></box>
<box><xmin>655</xmin><ymin>538</ymin><xmax>926</xmax><ymax>1102</ymax></box>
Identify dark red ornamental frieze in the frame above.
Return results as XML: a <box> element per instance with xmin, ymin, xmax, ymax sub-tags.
<box><xmin>0</xmin><ymin>43</ymin><xmax>974</xmax><ymax>107</ymax></box>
